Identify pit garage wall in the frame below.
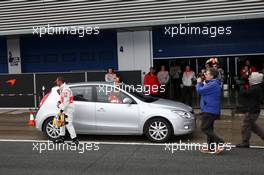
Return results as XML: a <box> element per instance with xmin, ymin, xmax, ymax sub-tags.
<box><xmin>117</xmin><ymin>30</ymin><xmax>152</xmax><ymax>81</ymax></box>
<box><xmin>0</xmin><ymin>71</ymin><xmax>141</xmax><ymax>108</ymax></box>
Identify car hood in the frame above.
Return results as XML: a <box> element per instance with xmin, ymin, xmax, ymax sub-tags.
<box><xmin>149</xmin><ymin>98</ymin><xmax>192</xmax><ymax>112</ymax></box>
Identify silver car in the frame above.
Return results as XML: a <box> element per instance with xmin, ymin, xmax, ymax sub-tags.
<box><xmin>35</xmin><ymin>82</ymin><xmax>195</xmax><ymax>143</ymax></box>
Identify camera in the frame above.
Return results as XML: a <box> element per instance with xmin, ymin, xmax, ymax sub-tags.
<box><xmin>197</xmin><ymin>72</ymin><xmax>206</xmax><ymax>81</ymax></box>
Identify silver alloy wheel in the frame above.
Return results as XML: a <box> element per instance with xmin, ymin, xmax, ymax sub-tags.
<box><xmin>46</xmin><ymin>121</ymin><xmax>60</xmax><ymax>139</ymax></box>
<box><xmin>148</xmin><ymin>121</ymin><xmax>168</xmax><ymax>141</ymax></box>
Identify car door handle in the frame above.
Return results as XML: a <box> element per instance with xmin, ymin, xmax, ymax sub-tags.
<box><xmin>97</xmin><ymin>108</ymin><xmax>106</xmax><ymax>112</ymax></box>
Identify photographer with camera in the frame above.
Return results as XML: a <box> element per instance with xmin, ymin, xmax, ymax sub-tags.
<box><xmin>196</xmin><ymin>68</ymin><xmax>224</xmax><ymax>154</ymax></box>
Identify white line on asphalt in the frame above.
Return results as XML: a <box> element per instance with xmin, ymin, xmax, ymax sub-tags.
<box><xmin>8</xmin><ymin>110</ymin><xmax>29</xmax><ymax>114</ymax></box>
<box><xmin>0</xmin><ymin>139</ymin><xmax>165</xmax><ymax>146</ymax></box>
<box><xmin>0</xmin><ymin>108</ymin><xmax>34</xmax><ymax>110</ymax></box>
<box><xmin>0</xmin><ymin>139</ymin><xmax>48</xmax><ymax>142</ymax></box>
<box><xmin>0</xmin><ymin>110</ymin><xmax>15</xmax><ymax>114</ymax></box>
<box><xmin>0</xmin><ymin>139</ymin><xmax>264</xmax><ymax>149</ymax></box>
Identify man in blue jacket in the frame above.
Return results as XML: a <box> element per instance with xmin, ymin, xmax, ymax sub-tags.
<box><xmin>196</xmin><ymin>68</ymin><xmax>224</xmax><ymax>154</ymax></box>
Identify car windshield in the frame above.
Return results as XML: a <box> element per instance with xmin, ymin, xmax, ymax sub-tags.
<box><xmin>116</xmin><ymin>84</ymin><xmax>159</xmax><ymax>103</ymax></box>
<box><xmin>129</xmin><ymin>91</ymin><xmax>159</xmax><ymax>103</ymax></box>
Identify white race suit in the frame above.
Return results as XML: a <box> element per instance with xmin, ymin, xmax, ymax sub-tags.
<box><xmin>58</xmin><ymin>83</ymin><xmax>77</xmax><ymax>139</ymax></box>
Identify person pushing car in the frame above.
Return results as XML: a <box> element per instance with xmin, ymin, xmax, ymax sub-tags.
<box><xmin>54</xmin><ymin>76</ymin><xmax>79</xmax><ymax>144</ymax></box>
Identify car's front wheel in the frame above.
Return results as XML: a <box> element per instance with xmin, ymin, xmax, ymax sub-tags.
<box><xmin>43</xmin><ymin>117</ymin><xmax>60</xmax><ymax>140</ymax></box>
<box><xmin>145</xmin><ymin>118</ymin><xmax>172</xmax><ymax>143</ymax></box>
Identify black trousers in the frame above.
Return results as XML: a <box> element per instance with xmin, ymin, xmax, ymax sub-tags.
<box><xmin>241</xmin><ymin>113</ymin><xmax>264</xmax><ymax>144</ymax></box>
<box><xmin>160</xmin><ymin>84</ymin><xmax>169</xmax><ymax>98</ymax></box>
<box><xmin>182</xmin><ymin>86</ymin><xmax>193</xmax><ymax>106</ymax></box>
<box><xmin>172</xmin><ymin>78</ymin><xmax>181</xmax><ymax>99</ymax></box>
<box><xmin>201</xmin><ymin>113</ymin><xmax>224</xmax><ymax>147</ymax></box>
<box><xmin>150</xmin><ymin>93</ymin><xmax>159</xmax><ymax>98</ymax></box>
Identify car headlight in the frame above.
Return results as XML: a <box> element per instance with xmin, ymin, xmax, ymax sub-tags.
<box><xmin>171</xmin><ymin>110</ymin><xmax>191</xmax><ymax>119</ymax></box>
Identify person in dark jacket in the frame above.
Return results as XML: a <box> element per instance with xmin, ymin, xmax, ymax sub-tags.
<box><xmin>236</xmin><ymin>72</ymin><xmax>264</xmax><ymax>148</ymax></box>
<box><xmin>196</xmin><ymin>68</ymin><xmax>224</xmax><ymax>154</ymax></box>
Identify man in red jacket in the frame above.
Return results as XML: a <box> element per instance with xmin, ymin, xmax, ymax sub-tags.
<box><xmin>144</xmin><ymin>67</ymin><xmax>160</xmax><ymax>96</ymax></box>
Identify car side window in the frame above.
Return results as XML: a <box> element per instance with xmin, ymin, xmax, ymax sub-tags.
<box><xmin>71</xmin><ymin>86</ymin><xmax>93</xmax><ymax>102</ymax></box>
<box><xmin>96</xmin><ymin>85</ymin><xmax>133</xmax><ymax>104</ymax></box>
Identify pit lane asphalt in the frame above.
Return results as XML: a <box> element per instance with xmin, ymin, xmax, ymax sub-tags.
<box><xmin>0</xmin><ymin>141</ymin><xmax>263</xmax><ymax>175</ymax></box>
<box><xmin>1</xmin><ymin>111</ymin><xmax>264</xmax><ymax>175</ymax></box>
<box><xmin>1</xmin><ymin>111</ymin><xmax>264</xmax><ymax>146</ymax></box>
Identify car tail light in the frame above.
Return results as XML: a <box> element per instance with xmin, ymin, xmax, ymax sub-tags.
<box><xmin>39</xmin><ymin>92</ymin><xmax>51</xmax><ymax>108</ymax></box>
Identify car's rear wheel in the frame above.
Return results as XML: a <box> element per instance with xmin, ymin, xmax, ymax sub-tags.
<box><xmin>145</xmin><ymin>118</ymin><xmax>172</xmax><ymax>143</ymax></box>
<box><xmin>43</xmin><ymin>117</ymin><xmax>60</xmax><ymax>140</ymax></box>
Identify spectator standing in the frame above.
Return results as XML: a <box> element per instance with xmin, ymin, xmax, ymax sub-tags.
<box><xmin>170</xmin><ymin>62</ymin><xmax>182</xmax><ymax>99</ymax></box>
<box><xmin>214</xmin><ymin>63</ymin><xmax>225</xmax><ymax>88</ymax></box>
<box><xmin>207</xmin><ymin>58</ymin><xmax>224</xmax><ymax>88</ymax></box>
<box><xmin>182</xmin><ymin>65</ymin><xmax>196</xmax><ymax>106</ymax></box>
<box><xmin>205</xmin><ymin>63</ymin><xmax>210</xmax><ymax>71</ymax></box>
<box><xmin>105</xmin><ymin>68</ymin><xmax>118</xmax><ymax>83</ymax></box>
<box><xmin>241</xmin><ymin>59</ymin><xmax>256</xmax><ymax>73</ymax></box>
<box><xmin>158</xmin><ymin>65</ymin><xmax>170</xmax><ymax>98</ymax></box>
<box><xmin>239</xmin><ymin>59</ymin><xmax>256</xmax><ymax>92</ymax></box>
<box><xmin>144</xmin><ymin>67</ymin><xmax>160</xmax><ymax>97</ymax></box>
<box><xmin>240</xmin><ymin>65</ymin><xmax>251</xmax><ymax>90</ymax></box>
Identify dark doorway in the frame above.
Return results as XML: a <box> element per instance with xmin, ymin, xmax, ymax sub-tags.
<box><xmin>153</xmin><ymin>55</ymin><xmax>264</xmax><ymax>108</ymax></box>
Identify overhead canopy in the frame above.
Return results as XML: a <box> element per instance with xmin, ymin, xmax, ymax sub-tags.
<box><xmin>152</xmin><ymin>19</ymin><xmax>264</xmax><ymax>58</ymax></box>
<box><xmin>0</xmin><ymin>0</ymin><xmax>264</xmax><ymax>35</ymax></box>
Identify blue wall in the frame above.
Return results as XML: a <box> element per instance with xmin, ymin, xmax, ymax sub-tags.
<box><xmin>20</xmin><ymin>30</ymin><xmax>118</xmax><ymax>73</ymax></box>
<box><xmin>153</xmin><ymin>19</ymin><xmax>264</xmax><ymax>58</ymax></box>
<box><xmin>0</xmin><ymin>38</ymin><xmax>7</xmax><ymax>73</ymax></box>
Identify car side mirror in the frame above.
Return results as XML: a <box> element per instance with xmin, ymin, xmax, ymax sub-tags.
<box><xmin>123</xmin><ymin>97</ymin><xmax>133</xmax><ymax>104</ymax></box>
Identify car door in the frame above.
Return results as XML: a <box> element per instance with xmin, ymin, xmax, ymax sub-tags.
<box><xmin>71</xmin><ymin>85</ymin><xmax>96</xmax><ymax>133</ymax></box>
<box><xmin>95</xmin><ymin>85</ymin><xmax>140</xmax><ymax>134</ymax></box>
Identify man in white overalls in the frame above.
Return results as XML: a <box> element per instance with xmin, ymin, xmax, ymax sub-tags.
<box><xmin>54</xmin><ymin>76</ymin><xmax>79</xmax><ymax>144</ymax></box>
